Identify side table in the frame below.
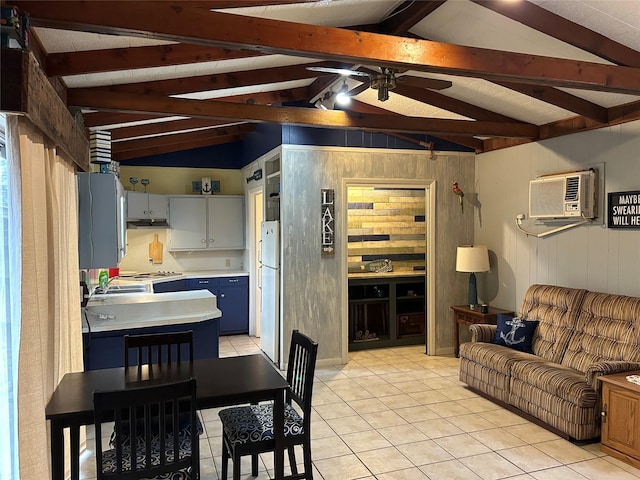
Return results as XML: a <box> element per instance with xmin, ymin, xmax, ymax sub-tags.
<box><xmin>451</xmin><ymin>305</ymin><xmax>514</xmax><ymax>358</ymax></box>
<box><xmin>600</xmin><ymin>371</ymin><xmax>640</xmax><ymax>469</ymax></box>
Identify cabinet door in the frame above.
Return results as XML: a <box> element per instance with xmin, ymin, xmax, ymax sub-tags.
<box><xmin>188</xmin><ymin>277</ymin><xmax>218</xmax><ymax>293</ymax></box>
<box><xmin>168</xmin><ymin>197</ymin><xmax>207</xmax><ymax>250</ymax></box>
<box><xmin>602</xmin><ymin>383</ymin><xmax>640</xmax><ymax>459</ymax></box>
<box><xmin>126</xmin><ymin>191</ymin><xmax>149</xmax><ymax>218</ymax></box>
<box><xmin>207</xmin><ymin>196</ymin><xmax>245</xmax><ymax>249</ymax></box>
<box><xmin>217</xmin><ymin>276</ymin><xmax>249</xmax><ymax>335</ymax></box>
<box><xmin>147</xmin><ymin>194</ymin><xmax>167</xmax><ymax>219</ymax></box>
<box><xmin>153</xmin><ymin>279</ymin><xmax>189</xmax><ymax>293</ymax></box>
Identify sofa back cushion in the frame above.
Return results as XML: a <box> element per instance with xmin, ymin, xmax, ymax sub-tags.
<box><xmin>519</xmin><ymin>284</ymin><xmax>587</xmax><ymax>364</ymax></box>
<box><xmin>561</xmin><ymin>291</ymin><xmax>640</xmax><ymax>373</ymax></box>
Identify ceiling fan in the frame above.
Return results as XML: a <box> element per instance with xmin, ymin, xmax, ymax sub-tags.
<box><xmin>307</xmin><ymin>65</ymin><xmax>452</xmax><ymax>102</ymax></box>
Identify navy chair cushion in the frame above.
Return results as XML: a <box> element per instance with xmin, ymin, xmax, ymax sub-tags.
<box><xmin>218</xmin><ymin>403</ymin><xmax>303</xmax><ymax>446</ymax></box>
<box><xmin>493</xmin><ymin>314</ymin><xmax>539</xmax><ymax>353</ymax></box>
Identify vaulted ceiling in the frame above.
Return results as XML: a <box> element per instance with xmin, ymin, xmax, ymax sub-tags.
<box><xmin>11</xmin><ymin>0</ymin><xmax>640</xmax><ymax>164</ymax></box>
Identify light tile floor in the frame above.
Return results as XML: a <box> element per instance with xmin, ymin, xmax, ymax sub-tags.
<box><xmin>80</xmin><ymin>335</ymin><xmax>640</xmax><ymax>480</ymax></box>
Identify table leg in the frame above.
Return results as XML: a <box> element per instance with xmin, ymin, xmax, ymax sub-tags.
<box><xmin>70</xmin><ymin>425</ymin><xmax>81</xmax><ymax>480</ymax></box>
<box><xmin>273</xmin><ymin>389</ymin><xmax>285</xmax><ymax>479</ymax></box>
<box><xmin>50</xmin><ymin>419</ymin><xmax>65</xmax><ymax>480</ymax></box>
<box><xmin>454</xmin><ymin>318</ymin><xmax>460</xmax><ymax>358</ymax></box>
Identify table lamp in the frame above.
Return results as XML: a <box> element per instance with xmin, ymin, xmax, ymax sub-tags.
<box><xmin>456</xmin><ymin>245</ymin><xmax>490</xmax><ymax>307</ymax></box>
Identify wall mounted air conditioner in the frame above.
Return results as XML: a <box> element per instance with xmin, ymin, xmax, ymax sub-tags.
<box><xmin>529</xmin><ymin>169</ymin><xmax>597</xmax><ymax>220</ymax></box>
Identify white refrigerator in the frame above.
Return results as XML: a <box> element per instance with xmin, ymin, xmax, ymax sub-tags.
<box><xmin>260</xmin><ymin>220</ymin><xmax>280</xmax><ymax>365</ymax></box>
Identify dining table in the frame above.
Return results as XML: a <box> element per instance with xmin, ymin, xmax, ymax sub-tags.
<box><xmin>45</xmin><ymin>354</ymin><xmax>290</xmax><ymax>480</ymax></box>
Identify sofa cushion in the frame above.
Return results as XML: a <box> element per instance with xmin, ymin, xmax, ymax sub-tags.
<box><xmin>511</xmin><ymin>359</ymin><xmax>597</xmax><ymax>409</ymax></box>
<box><xmin>458</xmin><ymin>342</ymin><xmax>538</xmax><ymax>403</ymax></box>
<box><xmin>493</xmin><ymin>314</ymin><xmax>538</xmax><ymax>353</ymax></box>
<box><xmin>519</xmin><ymin>285</ymin><xmax>587</xmax><ymax>364</ymax></box>
<box><xmin>561</xmin><ymin>292</ymin><xmax>640</xmax><ymax>373</ymax></box>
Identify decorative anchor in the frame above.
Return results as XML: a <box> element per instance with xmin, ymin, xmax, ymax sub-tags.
<box><xmin>452</xmin><ymin>182</ymin><xmax>464</xmax><ymax>212</ymax></box>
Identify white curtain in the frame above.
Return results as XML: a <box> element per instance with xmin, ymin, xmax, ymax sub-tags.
<box><xmin>1</xmin><ymin>115</ymin><xmax>21</xmax><ymax>479</ymax></box>
<box><xmin>12</xmin><ymin>117</ymin><xmax>83</xmax><ymax>479</ymax></box>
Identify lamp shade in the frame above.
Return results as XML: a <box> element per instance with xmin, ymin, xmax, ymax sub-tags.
<box><xmin>456</xmin><ymin>245</ymin><xmax>490</xmax><ymax>273</ymax></box>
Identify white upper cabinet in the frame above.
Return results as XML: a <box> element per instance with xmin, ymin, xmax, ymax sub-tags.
<box><xmin>127</xmin><ymin>191</ymin><xmax>168</xmax><ymax>220</ymax></box>
<box><xmin>168</xmin><ymin>195</ymin><xmax>245</xmax><ymax>251</ymax></box>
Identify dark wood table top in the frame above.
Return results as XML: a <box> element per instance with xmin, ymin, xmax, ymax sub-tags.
<box><xmin>46</xmin><ymin>354</ymin><xmax>288</xmax><ymax>426</ymax></box>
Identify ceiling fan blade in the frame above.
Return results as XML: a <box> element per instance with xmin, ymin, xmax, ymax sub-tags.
<box><xmin>397</xmin><ymin>75</ymin><xmax>453</xmax><ymax>90</ymax></box>
<box><xmin>346</xmin><ymin>83</ymin><xmax>369</xmax><ymax>97</ymax></box>
<box><xmin>306</xmin><ymin>66</ymin><xmax>370</xmax><ymax>78</ymax></box>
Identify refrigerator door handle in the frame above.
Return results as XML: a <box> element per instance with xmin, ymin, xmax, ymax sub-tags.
<box><xmin>258</xmin><ymin>239</ymin><xmax>262</xmax><ymax>265</ymax></box>
<box><xmin>258</xmin><ymin>265</ymin><xmax>262</xmax><ymax>289</ymax></box>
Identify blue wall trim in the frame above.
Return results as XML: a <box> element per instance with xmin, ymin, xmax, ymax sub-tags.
<box><xmin>122</xmin><ymin>118</ymin><xmax>472</xmax><ymax>169</ymax></box>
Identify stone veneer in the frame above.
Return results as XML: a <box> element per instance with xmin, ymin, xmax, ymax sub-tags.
<box><xmin>347</xmin><ymin>186</ymin><xmax>426</xmax><ymax>273</ymax></box>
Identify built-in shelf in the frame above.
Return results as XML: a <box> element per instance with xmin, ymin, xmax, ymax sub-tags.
<box><xmin>348</xmin><ymin>275</ymin><xmax>425</xmax><ymax>350</ymax></box>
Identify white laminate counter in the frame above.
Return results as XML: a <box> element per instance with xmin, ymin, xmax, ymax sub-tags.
<box><xmin>83</xmin><ymin>289</ymin><xmax>221</xmax><ymax>333</ymax></box>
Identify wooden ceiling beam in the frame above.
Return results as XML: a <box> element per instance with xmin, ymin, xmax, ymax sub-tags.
<box><xmin>110</xmin><ymin>118</ymin><xmax>238</xmax><ymax>141</ymax></box>
<box><xmin>20</xmin><ymin>1</ymin><xmax>640</xmax><ymax>95</ymax></box>
<box><xmin>493</xmin><ymin>81</ymin><xmax>609</xmax><ymax>124</ymax></box>
<box><xmin>113</xmin><ymin>124</ymin><xmax>255</xmax><ymax>151</ymax></box>
<box><xmin>80</xmin><ymin>62</ymin><xmax>333</xmax><ymax>96</ymax></box>
<box><xmin>82</xmin><ymin>86</ymin><xmax>310</xmax><ymax>130</ymax></box>
<box><xmin>473</xmin><ymin>0</ymin><xmax>640</xmax><ymax>67</ymax></box>
<box><xmin>378</xmin><ymin>1</ymin><xmax>445</xmax><ymax>35</ymax></box>
<box><xmin>67</xmin><ymin>88</ymin><xmax>539</xmax><ymax>138</ymax></box>
<box><xmin>83</xmin><ymin>112</ymin><xmax>171</xmax><ymax>129</ymax></box>
<box><xmin>47</xmin><ymin>44</ymin><xmax>263</xmax><ymax>77</ymax></box>
<box><xmin>393</xmin><ymin>84</ymin><xmax>521</xmax><ymax>123</ymax></box>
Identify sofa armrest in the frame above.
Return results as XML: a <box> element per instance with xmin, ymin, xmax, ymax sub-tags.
<box><xmin>468</xmin><ymin>324</ymin><xmax>497</xmax><ymax>343</ymax></box>
<box><xmin>585</xmin><ymin>361</ymin><xmax>640</xmax><ymax>387</ymax></box>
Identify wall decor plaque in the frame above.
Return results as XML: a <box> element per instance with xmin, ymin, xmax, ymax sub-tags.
<box><xmin>321</xmin><ymin>189</ymin><xmax>335</xmax><ymax>256</ymax></box>
<box><xmin>608</xmin><ymin>190</ymin><xmax>640</xmax><ymax>229</ymax></box>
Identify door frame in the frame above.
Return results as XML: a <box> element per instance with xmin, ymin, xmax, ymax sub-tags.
<box><xmin>341</xmin><ymin>178</ymin><xmax>436</xmax><ymax>363</ymax></box>
<box><xmin>248</xmin><ymin>186</ymin><xmax>264</xmax><ymax>337</ymax></box>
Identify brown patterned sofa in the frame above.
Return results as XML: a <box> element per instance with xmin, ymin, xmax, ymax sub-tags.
<box><xmin>459</xmin><ymin>284</ymin><xmax>640</xmax><ymax>441</ymax></box>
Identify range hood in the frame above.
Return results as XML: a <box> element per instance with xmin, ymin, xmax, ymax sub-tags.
<box><xmin>126</xmin><ymin>218</ymin><xmax>169</xmax><ymax>228</ymax></box>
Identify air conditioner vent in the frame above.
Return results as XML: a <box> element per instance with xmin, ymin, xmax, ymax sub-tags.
<box><xmin>529</xmin><ymin>170</ymin><xmax>597</xmax><ymax>220</ymax></box>
<box><xmin>565</xmin><ymin>176</ymin><xmax>579</xmax><ymax>202</ymax></box>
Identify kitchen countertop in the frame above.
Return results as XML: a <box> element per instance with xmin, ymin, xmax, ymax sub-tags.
<box><xmin>115</xmin><ymin>270</ymin><xmax>249</xmax><ymax>286</ymax></box>
<box><xmin>83</xmin><ymin>289</ymin><xmax>221</xmax><ymax>333</ymax></box>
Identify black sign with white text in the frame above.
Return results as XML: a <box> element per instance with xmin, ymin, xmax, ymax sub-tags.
<box><xmin>321</xmin><ymin>189</ymin><xmax>335</xmax><ymax>255</ymax></box>
<box><xmin>608</xmin><ymin>190</ymin><xmax>640</xmax><ymax>229</ymax></box>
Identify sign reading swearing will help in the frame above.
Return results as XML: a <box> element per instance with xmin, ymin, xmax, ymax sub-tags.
<box><xmin>608</xmin><ymin>190</ymin><xmax>640</xmax><ymax>229</ymax></box>
<box><xmin>321</xmin><ymin>189</ymin><xmax>335</xmax><ymax>256</ymax></box>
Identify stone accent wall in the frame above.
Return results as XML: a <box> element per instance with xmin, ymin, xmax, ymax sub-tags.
<box><xmin>347</xmin><ymin>187</ymin><xmax>426</xmax><ymax>273</ymax></box>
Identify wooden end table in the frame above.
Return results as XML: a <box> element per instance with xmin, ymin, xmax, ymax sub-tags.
<box><xmin>600</xmin><ymin>371</ymin><xmax>640</xmax><ymax>469</ymax></box>
<box><xmin>451</xmin><ymin>305</ymin><xmax>514</xmax><ymax>357</ymax></box>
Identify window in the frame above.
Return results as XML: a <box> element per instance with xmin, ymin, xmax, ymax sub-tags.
<box><xmin>0</xmin><ymin>114</ymin><xmax>21</xmax><ymax>479</ymax></box>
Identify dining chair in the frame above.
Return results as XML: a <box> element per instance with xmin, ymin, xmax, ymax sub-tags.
<box><xmin>120</xmin><ymin>331</ymin><xmax>203</xmax><ymax>447</ymax></box>
<box><xmin>94</xmin><ymin>378</ymin><xmax>200</xmax><ymax>480</ymax></box>
<box><xmin>124</xmin><ymin>330</ymin><xmax>193</xmax><ymax>367</ymax></box>
<box><xmin>218</xmin><ymin>330</ymin><xmax>319</xmax><ymax>480</ymax></box>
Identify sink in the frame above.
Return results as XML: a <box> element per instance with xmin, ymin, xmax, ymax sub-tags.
<box><xmin>98</xmin><ymin>284</ymin><xmax>150</xmax><ymax>294</ymax></box>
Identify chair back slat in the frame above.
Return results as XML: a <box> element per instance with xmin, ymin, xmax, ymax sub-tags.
<box><xmin>124</xmin><ymin>331</ymin><xmax>194</xmax><ymax>368</ymax></box>
<box><xmin>286</xmin><ymin>330</ymin><xmax>318</xmax><ymax>417</ymax></box>
<box><xmin>94</xmin><ymin>378</ymin><xmax>199</xmax><ymax>480</ymax></box>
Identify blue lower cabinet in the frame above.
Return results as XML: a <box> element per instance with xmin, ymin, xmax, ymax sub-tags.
<box><xmin>189</xmin><ymin>276</ymin><xmax>249</xmax><ymax>335</ymax></box>
<box><xmin>152</xmin><ymin>278</ymin><xmax>190</xmax><ymax>293</ymax></box>
<box><xmin>82</xmin><ymin>318</ymin><xmax>219</xmax><ymax>370</ymax></box>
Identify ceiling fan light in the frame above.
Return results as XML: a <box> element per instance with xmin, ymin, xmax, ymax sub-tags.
<box><xmin>336</xmin><ymin>91</ymin><xmax>351</xmax><ymax>105</ymax></box>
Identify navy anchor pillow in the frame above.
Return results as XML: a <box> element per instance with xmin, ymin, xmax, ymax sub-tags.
<box><xmin>493</xmin><ymin>314</ymin><xmax>539</xmax><ymax>353</ymax></box>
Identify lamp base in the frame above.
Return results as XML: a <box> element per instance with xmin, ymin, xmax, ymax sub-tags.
<box><xmin>468</xmin><ymin>272</ymin><xmax>478</xmax><ymax>307</ymax></box>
